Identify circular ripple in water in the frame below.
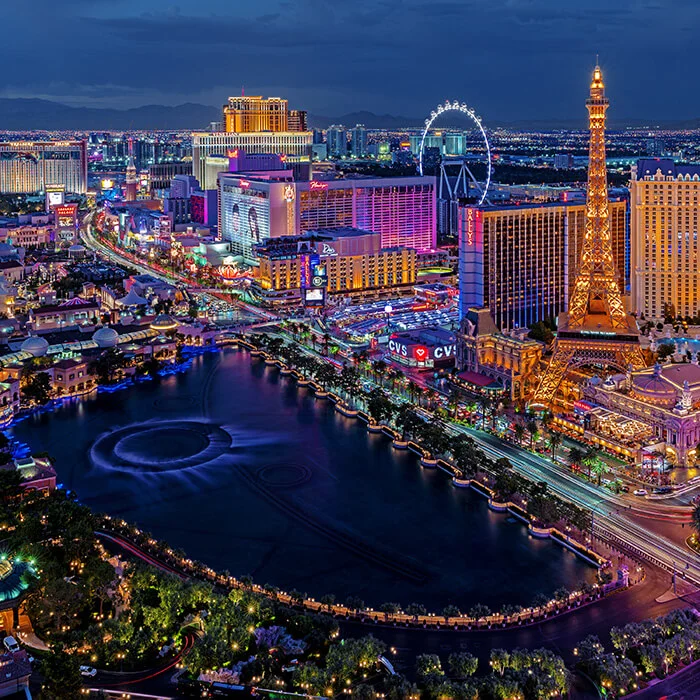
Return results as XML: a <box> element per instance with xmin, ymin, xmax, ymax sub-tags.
<box><xmin>256</xmin><ymin>462</ymin><xmax>312</xmax><ymax>488</ymax></box>
<box><xmin>90</xmin><ymin>420</ymin><xmax>232</xmax><ymax>473</ymax></box>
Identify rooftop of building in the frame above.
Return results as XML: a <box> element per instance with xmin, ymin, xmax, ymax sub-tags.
<box><xmin>0</xmin><ymin>650</ymin><xmax>32</xmax><ymax>684</ymax></box>
<box><xmin>635</xmin><ymin>158</ymin><xmax>700</xmax><ymax>179</ymax></box>
<box><xmin>307</xmin><ymin>227</ymin><xmax>377</xmax><ymax>239</ymax></box>
<box><xmin>52</xmin><ymin>357</ymin><xmax>87</xmax><ymax>370</ymax></box>
<box><xmin>463</xmin><ymin>196</ymin><xmax>625</xmax><ymax>213</ymax></box>
<box><xmin>30</xmin><ymin>300</ymin><xmax>99</xmax><ymax>315</ymax></box>
<box><xmin>392</xmin><ymin>327</ymin><xmax>455</xmax><ymax>344</ymax></box>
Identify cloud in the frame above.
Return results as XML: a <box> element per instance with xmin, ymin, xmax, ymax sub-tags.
<box><xmin>0</xmin><ymin>0</ymin><xmax>697</xmax><ymax>119</ymax></box>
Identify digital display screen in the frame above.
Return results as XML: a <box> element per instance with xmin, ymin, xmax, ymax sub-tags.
<box><xmin>221</xmin><ymin>184</ymin><xmax>270</xmax><ymax>259</ymax></box>
<box><xmin>304</xmin><ymin>288</ymin><xmax>324</xmax><ymax>304</ymax></box>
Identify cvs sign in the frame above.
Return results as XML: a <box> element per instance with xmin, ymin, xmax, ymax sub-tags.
<box><xmin>433</xmin><ymin>344</ymin><xmax>457</xmax><ymax>360</ymax></box>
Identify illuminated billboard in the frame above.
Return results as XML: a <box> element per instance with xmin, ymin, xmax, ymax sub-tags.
<box><xmin>45</xmin><ymin>185</ymin><xmax>65</xmax><ymax>209</ymax></box>
<box><xmin>52</xmin><ymin>203</ymin><xmax>78</xmax><ymax>229</ymax></box>
<box><xmin>47</xmin><ymin>191</ymin><xmax>63</xmax><ymax>206</ymax></box>
<box><xmin>221</xmin><ymin>182</ymin><xmax>270</xmax><ymax>260</ymax></box>
<box><xmin>301</xmin><ymin>253</ymin><xmax>327</xmax><ymax>306</ymax></box>
<box><xmin>304</xmin><ymin>288</ymin><xmax>325</xmax><ymax>305</ymax></box>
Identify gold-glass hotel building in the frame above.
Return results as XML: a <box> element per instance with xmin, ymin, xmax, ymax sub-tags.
<box><xmin>192</xmin><ymin>95</ymin><xmax>312</xmax><ymax>188</ymax></box>
<box><xmin>458</xmin><ymin>198</ymin><xmax>628</xmax><ymax>330</ymax></box>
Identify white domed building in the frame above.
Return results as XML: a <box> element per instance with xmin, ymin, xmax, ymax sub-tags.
<box><xmin>92</xmin><ymin>326</ymin><xmax>119</xmax><ymax>349</ymax></box>
<box><xmin>20</xmin><ymin>336</ymin><xmax>49</xmax><ymax>358</ymax></box>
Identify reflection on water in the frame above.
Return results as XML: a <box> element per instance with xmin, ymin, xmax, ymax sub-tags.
<box><xmin>12</xmin><ymin>348</ymin><xmax>596</xmax><ymax>609</ymax></box>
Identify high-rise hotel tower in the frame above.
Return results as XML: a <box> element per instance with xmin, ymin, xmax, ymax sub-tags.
<box><xmin>631</xmin><ymin>159</ymin><xmax>700</xmax><ymax>321</ymax></box>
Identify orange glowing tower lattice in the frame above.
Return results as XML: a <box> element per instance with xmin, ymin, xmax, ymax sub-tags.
<box><xmin>530</xmin><ymin>65</ymin><xmax>645</xmax><ymax>409</ymax></box>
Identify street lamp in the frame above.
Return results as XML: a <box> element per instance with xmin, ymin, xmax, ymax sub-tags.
<box><xmin>384</xmin><ymin>304</ymin><xmax>393</xmax><ymax>335</ymax></box>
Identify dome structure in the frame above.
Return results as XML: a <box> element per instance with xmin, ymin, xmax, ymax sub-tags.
<box><xmin>630</xmin><ymin>364</ymin><xmax>677</xmax><ymax>407</ymax></box>
<box><xmin>20</xmin><ymin>336</ymin><xmax>49</xmax><ymax>358</ymax></box>
<box><xmin>150</xmin><ymin>314</ymin><xmax>178</xmax><ymax>333</ymax></box>
<box><xmin>117</xmin><ymin>288</ymin><xmax>148</xmax><ymax>307</ymax></box>
<box><xmin>92</xmin><ymin>326</ymin><xmax>119</xmax><ymax>348</ymax></box>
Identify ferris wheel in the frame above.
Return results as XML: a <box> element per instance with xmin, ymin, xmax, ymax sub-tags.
<box><xmin>418</xmin><ymin>100</ymin><xmax>492</xmax><ymax>205</ymax></box>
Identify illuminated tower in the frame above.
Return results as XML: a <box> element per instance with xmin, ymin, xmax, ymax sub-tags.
<box><xmin>530</xmin><ymin>65</ymin><xmax>645</xmax><ymax>409</ymax></box>
<box><xmin>124</xmin><ymin>137</ymin><xmax>138</xmax><ymax>202</ymax></box>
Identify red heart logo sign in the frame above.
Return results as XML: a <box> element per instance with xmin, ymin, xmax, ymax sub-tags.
<box><xmin>414</xmin><ymin>346</ymin><xmax>428</xmax><ymax>361</ymax></box>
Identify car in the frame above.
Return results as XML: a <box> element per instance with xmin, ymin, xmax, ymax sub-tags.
<box><xmin>79</xmin><ymin>666</ymin><xmax>97</xmax><ymax>677</ymax></box>
<box><xmin>654</xmin><ymin>486</ymin><xmax>673</xmax><ymax>495</ymax></box>
<box><xmin>2</xmin><ymin>636</ymin><xmax>19</xmax><ymax>653</ymax></box>
<box><xmin>633</xmin><ymin>489</ymin><xmax>648</xmax><ymax>497</ymax></box>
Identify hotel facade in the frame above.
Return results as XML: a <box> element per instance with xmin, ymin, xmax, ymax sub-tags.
<box><xmin>630</xmin><ymin>159</ymin><xmax>700</xmax><ymax>321</ymax></box>
<box><xmin>0</xmin><ymin>140</ymin><xmax>88</xmax><ymax>195</ymax></box>
<box><xmin>192</xmin><ymin>133</ymin><xmax>313</xmax><ymax>189</ymax></box>
<box><xmin>254</xmin><ymin>227</ymin><xmax>416</xmax><ymax>305</ymax></box>
<box><xmin>458</xmin><ymin>198</ymin><xmax>628</xmax><ymax>330</ymax></box>
<box><xmin>218</xmin><ymin>172</ymin><xmax>437</xmax><ymax>262</ymax></box>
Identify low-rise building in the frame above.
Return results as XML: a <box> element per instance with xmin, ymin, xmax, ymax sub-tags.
<box><xmin>50</xmin><ymin>357</ymin><xmax>93</xmax><ymax>396</ymax></box>
<box><xmin>255</xmin><ymin>227</ymin><xmax>416</xmax><ymax>306</ymax></box>
<box><xmin>126</xmin><ymin>274</ymin><xmax>178</xmax><ymax>302</ymax></box>
<box><xmin>13</xmin><ymin>456</ymin><xmax>57</xmax><ymax>495</ymax></box>
<box><xmin>0</xmin><ymin>223</ymin><xmax>53</xmax><ymax>248</ymax></box>
<box><xmin>0</xmin><ymin>650</ymin><xmax>32</xmax><ymax>696</ymax></box>
<box><xmin>0</xmin><ymin>261</ymin><xmax>23</xmax><ymax>285</ymax></box>
<box><xmin>583</xmin><ymin>362</ymin><xmax>700</xmax><ymax>466</ymax></box>
<box><xmin>457</xmin><ymin>306</ymin><xmax>543</xmax><ymax>401</ymax></box>
<box><xmin>387</xmin><ymin>328</ymin><xmax>457</xmax><ymax>369</ymax></box>
<box><xmin>0</xmin><ymin>378</ymin><xmax>19</xmax><ymax>425</ymax></box>
<box><xmin>28</xmin><ymin>299</ymin><xmax>100</xmax><ymax>333</ymax></box>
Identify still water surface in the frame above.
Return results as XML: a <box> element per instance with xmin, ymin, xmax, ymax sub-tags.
<box><xmin>13</xmin><ymin>349</ymin><xmax>595</xmax><ymax>609</ymax></box>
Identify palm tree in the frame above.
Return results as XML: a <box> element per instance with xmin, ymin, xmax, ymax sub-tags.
<box><xmin>591</xmin><ymin>459</ymin><xmax>608</xmax><ymax>486</ymax></box>
<box><xmin>395</xmin><ymin>404</ymin><xmax>423</xmax><ymax>442</ymax></box>
<box><xmin>526</xmin><ymin>420</ymin><xmax>538</xmax><ymax>449</ymax></box>
<box><xmin>691</xmin><ymin>504</ymin><xmax>700</xmax><ymax>538</ymax></box>
<box><xmin>514</xmin><ymin>423</ymin><xmax>526</xmax><ymax>446</ymax></box>
<box><xmin>371</xmin><ymin>360</ymin><xmax>387</xmax><ymax>385</ymax></box>
<box><xmin>549</xmin><ymin>432</ymin><xmax>563</xmax><ymax>462</ymax></box>
<box><xmin>569</xmin><ymin>446</ymin><xmax>584</xmax><ymax>472</ymax></box>
<box><xmin>321</xmin><ymin>332</ymin><xmax>331</xmax><ymax>356</ymax></box>
<box><xmin>477</xmin><ymin>395</ymin><xmax>490</xmax><ymax>429</ymax></box>
<box><xmin>407</xmin><ymin>380</ymin><xmax>421</xmax><ymax>405</ymax></box>
<box><xmin>582</xmin><ymin>448</ymin><xmax>598</xmax><ymax>480</ymax></box>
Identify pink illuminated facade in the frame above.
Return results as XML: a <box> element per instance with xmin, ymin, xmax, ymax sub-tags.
<box><xmin>297</xmin><ymin>176</ymin><xmax>436</xmax><ymax>252</ymax></box>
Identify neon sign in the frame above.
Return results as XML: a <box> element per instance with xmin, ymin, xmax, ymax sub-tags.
<box><xmin>239</xmin><ymin>180</ymin><xmax>250</xmax><ymax>189</ymax></box>
<box><xmin>466</xmin><ymin>208</ymin><xmax>478</xmax><ymax>246</ymax></box>
<box><xmin>413</xmin><ymin>345</ymin><xmax>429</xmax><ymax>362</ymax></box>
<box><xmin>310</xmin><ymin>181</ymin><xmax>328</xmax><ymax>191</ymax></box>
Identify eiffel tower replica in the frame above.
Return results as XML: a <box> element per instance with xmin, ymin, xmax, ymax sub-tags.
<box><xmin>530</xmin><ymin>64</ymin><xmax>646</xmax><ymax>409</ymax></box>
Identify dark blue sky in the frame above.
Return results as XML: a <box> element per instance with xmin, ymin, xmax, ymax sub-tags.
<box><xmin>3</xmin><ymin>0</ymin><xmax>698</xmax><ymax>121</ymax></box>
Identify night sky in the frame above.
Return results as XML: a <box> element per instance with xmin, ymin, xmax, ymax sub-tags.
<box><xmin>3</xmin><ymin>0</ymin><xmax>699</xmax><ymax>121</ymax></box>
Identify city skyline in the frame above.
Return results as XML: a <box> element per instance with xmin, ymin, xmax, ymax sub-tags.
<box><xmin>2</xmin><ymin>0</ymin><xmax>700</xmax><ymax>122</ymax></box>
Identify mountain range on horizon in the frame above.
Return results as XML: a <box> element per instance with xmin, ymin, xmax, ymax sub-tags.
<box><xmin>0</xmin><ymin>98</ymin><xmax>695</xmax><ymax>132</ymax></box>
